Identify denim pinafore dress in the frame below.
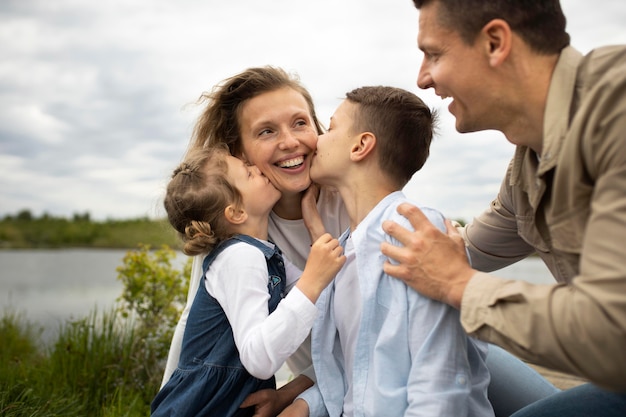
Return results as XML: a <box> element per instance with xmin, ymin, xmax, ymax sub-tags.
<box><xmin>151</xmin><ymin>235</ymin><xmax>286</xmax><ymax>417</ymax></box>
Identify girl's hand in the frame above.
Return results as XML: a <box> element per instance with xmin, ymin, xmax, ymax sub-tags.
<box><xmin>301</xmin><ymin>183</ymin><xmax>325</xmax><ymax>243</ymax></box>
<box><xmin>297</xmin><ymin>233</ymin><xmax>345</xmax><ymax>303</ymax></box>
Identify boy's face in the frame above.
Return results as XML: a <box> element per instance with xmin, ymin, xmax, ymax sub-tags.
<box><xmin>310</xmin><ymin>99</ymin><xmax>357</xmax><ymax>187</ymax></box>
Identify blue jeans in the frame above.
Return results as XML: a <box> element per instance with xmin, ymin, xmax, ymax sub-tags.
<box><xmin>487</xmin><ymin>345</ymin><xmax>560</xmax><ymax>417</ymax></box>
<box><xmin>511</xmin><ymin>383</ymin><xmax>626</xmax><ymax>417</ymax></box>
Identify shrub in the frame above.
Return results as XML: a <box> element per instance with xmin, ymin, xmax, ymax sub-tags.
<box><xmin>116</xmin><ymin>244</ymin><xmax>191</xmax><ymax>391</ymax></box>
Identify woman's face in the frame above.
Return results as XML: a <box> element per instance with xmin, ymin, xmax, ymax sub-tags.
<box><xmin>238</xmin><ymin>87</ymin><xmax>318</xmax><ymax>196</ymax></box>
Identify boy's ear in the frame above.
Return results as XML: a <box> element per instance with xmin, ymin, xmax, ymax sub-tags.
<box><xmin>224</xmin><ymin>204</ymin><xmax>248</xmax><ymax>225</ymax></box>
<box><xmin>481</xmin><ymin>18</ymin><xmax>511</xmax><ymax>67</ymax></box>
<box><xmin>350</xmin><ymin>132</ymin><xmax>376</xmax><ymax>162</ymax></box>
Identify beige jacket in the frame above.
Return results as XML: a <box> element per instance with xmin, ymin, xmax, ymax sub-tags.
<box><xmin>460</xmin><ymin>45</ymin><xmax>626</xmax><ymax>391</ymax></box>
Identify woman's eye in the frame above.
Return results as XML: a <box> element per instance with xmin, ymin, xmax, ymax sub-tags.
<box><xmin>259</xmin><ymin>128</ymin><xmax>273</xmax><ymax>136</ymax></box>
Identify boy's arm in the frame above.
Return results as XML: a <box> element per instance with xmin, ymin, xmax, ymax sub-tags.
<box><xmin>292</xmin><ymin>383</ymin><xmax>330</xmax><ymax>417</ymax></box>
<box><xmin>301</xmin><ymin>183</ymin><xmax>327</xmax><ymax>242</ymax></box>
<box><xmin>398</xmin><ymin>209</ymin><xmax>489</xmax><ymax>416</ymax></box>
<box><xmin>405</xmin><ymin>295</ymin><xmax>474</xmax><ymax>416</ymax></box>
<box><xmin>381</xmin><ymin>207</ymin><xmax>470</xmax><ymax>415</ymax></box>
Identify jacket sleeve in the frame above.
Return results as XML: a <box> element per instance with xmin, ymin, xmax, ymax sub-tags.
<box><xmin>461</xmin><ymin>167</ymin><xmax>535</xmax><ymax>272</ymax></box>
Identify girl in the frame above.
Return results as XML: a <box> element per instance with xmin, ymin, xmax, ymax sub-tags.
<box><xmin>151</xmin><ymin>146</ymin><xmax>345</xmax><ymax>417</ymax></box>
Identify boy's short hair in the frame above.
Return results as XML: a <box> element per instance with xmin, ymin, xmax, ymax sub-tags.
<box><xmin>346</xmin><ymin>86</ymin><xmax>435</xmax><ymax>187</ymax></box>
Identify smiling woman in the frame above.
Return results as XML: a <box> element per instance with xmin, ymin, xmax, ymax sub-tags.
<box><xmin>159</xmin><ymin>66</ymin><xmax>351</xmax><ymax>416</ymax></box>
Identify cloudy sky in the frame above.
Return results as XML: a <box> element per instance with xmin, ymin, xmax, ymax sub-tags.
<box><xmin>1</xmin><ymin>0</ymin><xmax>625</xmax><ymax>222</ymax></box>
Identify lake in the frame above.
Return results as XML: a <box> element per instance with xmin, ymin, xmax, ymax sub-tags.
<box><xmin>0</xmin><ymin>249</ymin><xmax>554</xmax><ymax>342</ymax></box>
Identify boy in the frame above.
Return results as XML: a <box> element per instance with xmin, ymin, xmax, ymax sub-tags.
<box><xmin>288</xmin><ymin>86</ymin><xmax>493</xmax><ymax>416</ymax></box>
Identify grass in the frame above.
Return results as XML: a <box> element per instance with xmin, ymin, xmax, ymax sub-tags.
<box><xmin>0</xmin><ymin>309</ymin><xmax>162</xmax><ymax>416</ymax></box>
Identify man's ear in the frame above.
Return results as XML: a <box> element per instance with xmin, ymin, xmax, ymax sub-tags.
<box><xmin>481</xmin><ymin>19</ymin><xmax>512</xmax><ymax>67</ymax></box>
<box><xmin>224</xmin><ymin>204</ymin><xmax>248</xmax><ymax>225</ymax></box>
<box><xmin>350</xmin><ymin>132</ymin><xmax>376</xmax><ymax>162</ymax></box>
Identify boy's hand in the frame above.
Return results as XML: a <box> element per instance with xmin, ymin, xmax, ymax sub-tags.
<box><xmin>297</xmin><ymin>233</ymin><xmax>345</xmax><ymax>303</ymax></box>
<box><xmin>301</xmin><ymin>183</ymin><xmax>325</xmax><ymax>243</ymax></box>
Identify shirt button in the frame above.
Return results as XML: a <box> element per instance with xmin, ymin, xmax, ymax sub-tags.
<box><xmin>456</xmin><ymin>374</ymin><xmax>467</xmax><ymax>385</ymax></box>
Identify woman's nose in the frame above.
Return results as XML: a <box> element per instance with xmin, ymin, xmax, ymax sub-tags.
<box><xmin>278</xmin><ymin>131</ymin><xmax>299</xmax><ymax>149</ymax></box>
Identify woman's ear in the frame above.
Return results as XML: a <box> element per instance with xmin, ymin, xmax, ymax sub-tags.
<box><xmin>224</xmin><ymin>204</ymin><xmax>248</xmax><ymax>225</ymax></box>
<box><xmin>350</xmin><ymin>132</ymin><xmax>376</xmax><ymax>162</ymax></box>
<box><xmin>481</xmin><ymin>18</ymin><xmax>512</xmax><ymax>67</ymax></box>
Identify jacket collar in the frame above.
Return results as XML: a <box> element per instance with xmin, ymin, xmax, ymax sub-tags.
<box><xmin>510</xmin><ymin>46</ymin><xmax>583</xmax><ymax>188</ymax></box>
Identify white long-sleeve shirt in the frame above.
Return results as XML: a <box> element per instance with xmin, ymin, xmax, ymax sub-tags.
<box><xmin>204</xmin><ymin>240</ymin><xmax>317</xmax><ymax>379</ymax></box>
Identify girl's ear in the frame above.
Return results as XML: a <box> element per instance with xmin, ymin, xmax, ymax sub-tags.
<box><xmin>224</xmin><ymin>204</ymin><xmax>248</xmax><ymax>225</ymax></box>
<box><xmin>351</xmin><ymin>132</ymin><xmax>376</xmax><ymax>162</ymax></box>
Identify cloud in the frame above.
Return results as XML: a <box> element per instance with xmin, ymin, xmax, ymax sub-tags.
<box><xmin>0</xmin><ymin>0</ymin><xmax>624</xmax><ymax>220</ymax></box>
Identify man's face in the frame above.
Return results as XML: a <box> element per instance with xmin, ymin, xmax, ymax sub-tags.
<box><xmin>416</xmin><ymin>2</ymin><xmax>494</xmax><ymax>133</ymax></box>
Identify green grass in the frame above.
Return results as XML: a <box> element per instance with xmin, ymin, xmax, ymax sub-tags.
<box><xmin>0</xmin><ymin>309</ymin><xmax>162</xmax><ymax>416</ymax></box>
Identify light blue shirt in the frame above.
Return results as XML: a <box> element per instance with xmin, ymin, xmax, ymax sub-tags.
<box><xmin>299</xmin><ymin>192</ymin><xmax>494</xmax><ymax>417</ymax></box>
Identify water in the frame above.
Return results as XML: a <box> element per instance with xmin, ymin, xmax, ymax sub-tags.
<box><xmin>0</xmin><ymin>248</ymin><xmax>189</xmax><ymax>341</ymax></box>
<box><xmin>0</xmin><ymin>249</ymin><xmax>554</xmax><ymax>337</ymax></box>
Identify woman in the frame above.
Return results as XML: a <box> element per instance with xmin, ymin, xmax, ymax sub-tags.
<box><xmin>163</xmin><ymin>66</ymin><xmax>349</xmax><ymax>415</ymax></box>
<box><xmin>163</xmin><ymin>66</ymin><xmax>557</xmax><ymax>416</ymax></box>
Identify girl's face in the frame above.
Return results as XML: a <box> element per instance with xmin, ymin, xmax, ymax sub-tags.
<box><xmin>238</xmin><ymin>87</ymin><xmax>318</xmax><ymax>197</ymax></box>
<box><xmin>224</xmin><ymin>155</ymin><xmax>281</xmax><ymax>217</ymax></box>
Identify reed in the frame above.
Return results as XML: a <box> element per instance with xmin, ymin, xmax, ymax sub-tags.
<box><xmin>0</xmin><ymin>309</ymin><xmax>161</xmax><ymax>416</ymax></box>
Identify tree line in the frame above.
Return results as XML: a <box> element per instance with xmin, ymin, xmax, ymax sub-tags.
<box><xmin>0</xmin><ymin>209</ymin><xmax>180</xmax><ymax>249</ymax></box>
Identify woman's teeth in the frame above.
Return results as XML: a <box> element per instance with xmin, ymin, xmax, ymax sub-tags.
<box><xmin>277</xmin><ymin>156</ymin><xmax>304</xmax><ymax>168</ymax></box>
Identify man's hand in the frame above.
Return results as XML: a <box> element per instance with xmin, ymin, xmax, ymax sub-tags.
<box><xmin>380</xmin><ymin>203</ymin><xmax>475</xmax><ymax>309</ymax></box>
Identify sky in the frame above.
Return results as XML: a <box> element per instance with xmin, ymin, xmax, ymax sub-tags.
<box><xmin>1</xmin><ymin>0</ymin><xmax>625</xmax><ymax>222</ymax></box>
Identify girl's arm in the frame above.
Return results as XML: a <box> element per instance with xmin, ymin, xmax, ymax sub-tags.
<box><xmin>210</xmin><ymin>241</ymin><xmax>343</xmax><ymax>379</ymax></box>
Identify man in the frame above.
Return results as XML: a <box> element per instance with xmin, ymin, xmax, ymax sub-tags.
<box><xmin>380</xmin><ymin>1</ymin><xmax>626</xmax><ymax>416</ymax></box>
